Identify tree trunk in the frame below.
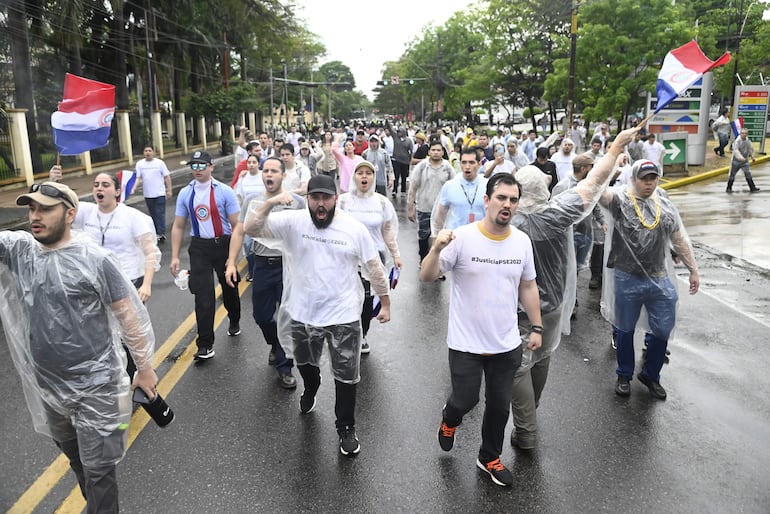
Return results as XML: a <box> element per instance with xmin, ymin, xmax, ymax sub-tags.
<box><xmin>7</xmin><ymin>0</ymin><xmax>42</xmax><ymax>172</ymax></box>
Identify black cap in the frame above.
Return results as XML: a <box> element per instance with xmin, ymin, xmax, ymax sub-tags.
<box><xmin>307</xmin><ymin>174</ymin><xmax>337</xmax><ymax>195</ymax></box>
<box><xmin>189</xmin><ymin>150</ymin><xmax>212</xmax><ymax>164</ymax></box>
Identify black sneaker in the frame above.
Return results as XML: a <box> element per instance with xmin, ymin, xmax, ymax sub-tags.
<box><xmin>476</xmin><ymin>457</ymin><xmax>513</xmax><ymax>487</ymax></box>
<box><xmin>268</xmin><ymin>350</ymin><xmax>277</xmax><ymax>366</ymax></box>
<box><xmin>750</xmin><ymin>188</ymin><xmax>761</xmax><ymax>193</ymax></box>
<box><xmin>637</xmin><ymin>373</ymin><xmax>667</xmax><ymax>400</ymax></box>
<box><xmin>278</xmin><ymin>373</ymin><xmax>297</xmax><ymax>389</ymax></box>
<box><xmin>299</xmin><ymin>391</ymin><xmax>316</xmax><ymax>414</ymax></box>
<box><xmin>615</xmin><ymin>375</ymin><xmax>631</xmax><ymax>396</ymax></box>
<box><xmin>194</xmin><ymin>346</ymin><xmax>215</xmax><ymax>360</ymax></box>
<box><xmin>611</xmin><ymin>331</ymin><xmax>617</xmax><ymax>350</ymax></box>
<box><xmin>157</xmin><ymin>235</ymin><xmax>166</xmax><ymax>243</ymax></box>
<box><xmin>438</xmin><ymin>421</ymin><xmax>457</xmax><ymax>451</ymax></box>
<box><xmin>361</xmin><ymin>338</ymin><xmax>370</xmax><ymax>354</ymax></box>
<box><xmin>227</xmin><ymin>322</ymin><xmax>241</xmax><ymax>336</ymax></box>
<box><xmin>338</xmin><ymin>426</ymin><xmax>360</xmax><ymax>456</ymax></box>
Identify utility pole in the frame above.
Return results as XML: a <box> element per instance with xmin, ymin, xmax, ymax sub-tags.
<box><xmin>223</xmin><ymin>32</ymin><xmax>229</xmax><ymax>91</ymax></box>
<box><xmin>566</xmin><ymin>0</ymin><xmax>579</xmax><ymax>131</ymax></box>
<box><xmin>283</xmin><ymin>62</ymin><xmax>289</xmax><ymax>129</ymax></box>
<box><xmin>310</xmin><ymin>69</ymin><xmax>315</xmax><ymax>128</ymax></box>
<box><xmin>269</xmin><ymin>59</ymin><xmax>275</xmax><ymax>135</ymax></box>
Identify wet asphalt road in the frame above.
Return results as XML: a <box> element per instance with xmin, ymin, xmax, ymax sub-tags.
<box><xmin>1</xmin><ymin>161</ymin><xmax>769</xmax><ymax>513</ymax></box>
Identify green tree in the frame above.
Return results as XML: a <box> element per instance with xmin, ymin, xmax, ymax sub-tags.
<box><xmin>545</xmin><ymin>0</ymin><xmax>694</xmax><ymax>129</ymax></box>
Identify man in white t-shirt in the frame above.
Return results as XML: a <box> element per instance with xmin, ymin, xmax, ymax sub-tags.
<box><xmin>642</xmin><ymin>133</ymin><xmax>666</xmax><ymax>172</ymax></box>
<box><xmin>135</xmin><ymin>145</ymin><xmax>172</xmax><ymax>241</ymax></box>
<box><xmin>245</xmin><ymin>174</ymin><xmax>391</xmax><ymax>458</ymax></box>
<box><xmin>420</xmin><ymin>173</ymin><xmax>543</xmax><ymax>487</ymax></box>
<box><xmin>550</xmin><ymin>138</ymin><xmax>576</xmax><ymax>182</ymax></box>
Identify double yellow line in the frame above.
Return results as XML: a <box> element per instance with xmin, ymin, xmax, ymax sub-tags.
<box><xmin>8</xmin><ymin>261</ymin><xmax>249</xmax><ymax>514</ymax></box>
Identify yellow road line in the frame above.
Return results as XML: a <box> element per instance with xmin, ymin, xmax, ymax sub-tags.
<box><xmin>8</xmin><ymin>263</ymin><xmax>247</xmax><ymax>514</ymax></box>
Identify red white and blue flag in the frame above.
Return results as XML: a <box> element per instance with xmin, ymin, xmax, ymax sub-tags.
<box><xmin>51</xmin><ymin>73</ymin><xmax>115</xmax><ymax>155</ymax></box>
<box><xmin>117</xmin><ymin>170</ymin><xmax>137</xmax><ymax>203</ymax></box>
<box><xmin>655</xmin><ymin>41</ymin><xmax>731</xmax><ymax>114</ymax></box>
<box><xmin>731</xmin><ymin>117</ymin><xmax>744</xmax><ymax>138</ymax></box>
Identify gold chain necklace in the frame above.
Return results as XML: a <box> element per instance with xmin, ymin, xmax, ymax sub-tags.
<box><xmin>628</xmin><ymin>190</ymin><xmax>661</xmax><ymax>230</ymax></box>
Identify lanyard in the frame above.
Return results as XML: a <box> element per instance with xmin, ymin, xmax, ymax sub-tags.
<box><xmin>461</xmin><ymin>180</ymin><xmax>479</xmax><ymax>209</ymax></box>
<box><xmin>96</xmin><ymin>210</ymin><xmax>116</xmax><ymax>246</ymax></box>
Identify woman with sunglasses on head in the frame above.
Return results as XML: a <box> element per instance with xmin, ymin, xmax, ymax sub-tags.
<box><xmin>50</xmin><ymin>166</ymin><xmax>161</xmax><ymax>374</ymax></box>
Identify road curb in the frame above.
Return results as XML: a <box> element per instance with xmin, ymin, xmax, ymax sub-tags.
<box><xmin>662</xmin><ymin>154</ymin><xmax>770</xmax><ymax>190</ymax></box>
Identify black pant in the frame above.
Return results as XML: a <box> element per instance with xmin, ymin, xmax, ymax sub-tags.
<box><xmin>443</xmin><ymin>347</ymin><xmax>523</xmax><ymax>463</ymax></box>
<box><xmin>297</xmin><ymin>364</ymin><xmax>357</xmax><ymax>430</ymax></box>
<box><xmin>392</xmin><ymin>160</ymin><xmax>409</xmax><ymax>194</ymax></box>
<box><xmin>188</xmin><ymin>236</ymin><xmax>241</xmax><ymax>349</ymax></box>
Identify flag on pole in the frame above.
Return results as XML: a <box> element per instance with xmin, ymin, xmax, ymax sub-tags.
<box><xmin>117</xmin><ymin>170</ymin><xmax>137</xmax><ymax>202</ymax></box>
<box><xmin>51</xmin><ymin>73</ymin><xmax>116</xmax><ymax>155</ymax></box>
<box><xmin>731</xmin><ymin>117</ymin><xmax>744</xmax><ymax>138</ymax></box>
<box><xmin>655</xmin><ymin>40</ymin><xmax>731</xmax><ymax>114</ymax></box>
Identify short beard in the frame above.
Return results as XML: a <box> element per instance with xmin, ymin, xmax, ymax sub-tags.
<box><xmin>309</xmin><ymin>203</ymin><xmax>335</xmax><ymax>229</ymax></box>
<box><xmin>34</xmin><ymin>210</ymin><xmax>68</xmax><ymax>246</ymax></box>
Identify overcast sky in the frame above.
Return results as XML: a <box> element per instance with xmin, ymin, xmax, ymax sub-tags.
<box><xmin>292</xmin><ymin>0</ymin><xmax>472</xmax><ymax>100</ymax></box>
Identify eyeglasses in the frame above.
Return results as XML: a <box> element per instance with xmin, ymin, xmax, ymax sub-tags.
<box><xmin>190</xmin><ymin>162</ymin><xmax>208</xmax><ymax>171</ymax></box>
<box><xmin>29</xmin><ymin>183</ymin><xmax>75</xmax><ymax>208</ymax></box>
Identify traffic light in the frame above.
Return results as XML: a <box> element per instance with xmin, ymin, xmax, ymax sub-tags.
<box><xmin>408</xmin><ymin>79</ymin><xmax>415</xmax><ymax>85</ymax></box>
<box><xmin>376</xmin><ymin>80</ymin><xmax>389</xmax><ymax>86</ymax></box>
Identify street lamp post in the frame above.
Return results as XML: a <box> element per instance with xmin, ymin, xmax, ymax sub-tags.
<box><xmin>269</xmin><ymin>59</ymin><xmax>275</xmax><ymax>135</ymax></box>
<box><xmin>283</xmin><ymin>62</ymin><xmax>289</xmax><ymax>129</ymax></box>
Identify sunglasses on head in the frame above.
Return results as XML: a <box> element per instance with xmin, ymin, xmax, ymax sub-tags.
<box><xmin>29</xmin><ymin>183</ymin><xmax>75</xmax><ymax>208</ymax></box>
<box><xmin>190</xmin><ymin>162</ymin><xmax>208</xmax><ymax>171</ymax></box>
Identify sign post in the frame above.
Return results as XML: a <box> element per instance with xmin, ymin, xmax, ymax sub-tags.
<box><xmin>734</xmin><ymin>85</ymin><xmax>769</xmax><ymax>154</ymax></box>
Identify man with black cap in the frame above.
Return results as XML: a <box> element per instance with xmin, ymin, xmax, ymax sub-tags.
<box><xmin>599</xmin><ymin>159</ymin><xmax>700</xmax><ymax>400</ymax></box>
<box><xmin>362</xmin><ymin>134</ymin><xmax>394</xmax><ymax>195</ymax></box>
<box><xmin>244</xmin><ymin>174</ymin><xmax>391</xmax><ymax>457</ymax></box>
<box><xmin>1</xmin><ymin>182</ymin><xmax>158</xmax><ymax>511</ymax></box>
<box><xmin>171</xmin><ymin>150</ymin><xmax>242</xmax><ymax>361</ymax></box>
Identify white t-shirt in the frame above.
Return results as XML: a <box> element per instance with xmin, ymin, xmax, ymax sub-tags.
<box><xmin>264</xmin><ymin>209</ymin><xmax>378</xmax><ymax>326</ymax></box>
<box><xmin>439</xmin><ymin>222</ymin><xmax>536</xmax><ymax>354</ymax></box>
<box><xmin>234</xmin><ymin>172</ymin><xmax>265</xmax><ymax>204</ymax></box>
<box><xmin>338</xmin><ymin>192</ymin><xmax>397</xmax><ymax>255</ymax></box>
<box><xmin>550</xmin><ymin>152</ymin><xmax>575</xmax><ymax>182</ymax></box>
<box><xmin>135</xmin><ymin>158</ymin><xmax>170</xmax><ymax>198</ymax></box>
<box><xmin>74</xmin><ymin>203</ymin><xmax>156</xmax><ymax>280</ymax></box>
<box><xmin>283</xmin><ymin>163</ymin><xmax>311</xmax><ymax>193</ymax></box>
<box><xmin>484</xmin><ymin>159</ymin><xmax>515</xmax><ymax>176</ymax></box>
<box><xmin>643</xmin><ymin>141</ymin><xmax>666</xmax><ymax>168</ymax></box>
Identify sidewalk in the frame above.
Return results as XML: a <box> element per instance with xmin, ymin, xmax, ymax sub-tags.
<box><xmin>0</xmin><ymin>150</ymin><xmax>236</xmax><ymax>230</ymax></box>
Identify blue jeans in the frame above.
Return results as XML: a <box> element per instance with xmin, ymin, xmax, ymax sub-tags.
<box><xmin>252</xmin><ymin>257</ymin><xmax>292</xmax><ymax>374</ymax></box>
<box><xmin>574</xmin><ymin>231</ymin><xmax>593</xmax><ymax>270</ymax></box>
<box><xmin>614</xmin><ymin>270</ymin><xmax>678</xmax><ymax>381</ymax></box>
<box><xmin>716</xmin><ymin>133</ymin><xmax>729</xmax><ymax>155</ymax></box>
<box><xmin>144</xmin><ymin>196</ymin><xmax>167</xmax><ymax>236</ymax></box>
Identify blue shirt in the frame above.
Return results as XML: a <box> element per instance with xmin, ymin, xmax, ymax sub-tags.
<box><xmin>440</xmin><ymin>174</ymin><xmax>487</xmax><ymax>230</ymax></box>
<box><xmin>175</xmin><ymin>179</ymin><xmax>240</xmax><ymax>237</ymax></box>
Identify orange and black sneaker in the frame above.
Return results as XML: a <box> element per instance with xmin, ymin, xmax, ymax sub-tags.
<box><xmin>476</xmin><ymin>457</ymin><xmax>513</xmax><ymax>487</ymax></box>
<box><xmin>437</xmin><ymin>421</ymin><xmax>457</xmax><ymax>451</ymax></box>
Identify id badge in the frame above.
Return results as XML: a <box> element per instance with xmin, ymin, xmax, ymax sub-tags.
<box><xmin>468</xmin><ymin>213</ymin><xmax>475</xmax><ymax>223</ymax></box>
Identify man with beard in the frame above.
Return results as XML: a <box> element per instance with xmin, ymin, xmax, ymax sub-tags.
<box><xmin>550</xmin><ymin>137</ymin><xmax>577</xmax><ymax>182</ymax></box>
<box><xmin>244</xmin><ymin>174</ymin><xmax>391</xmax><ymax>457</ymax></box>
<box><xmin>0</xmin><ymin>182</ymin><xmax>158</xmax><ymax>511</ymax></box>
<box><xmin>421</xmin><ymin>173</ymin><xmax>542</xmax><ymax>487</ymax></box>
<box><xmin>225</xmin><ymin>157</ymin><xmax>305</xmax><ymax>389</ymax></box>
<box><xmin>170</xmin><ymin>150</ymin><xmax>242</xmax><ymax>361</ymax></box>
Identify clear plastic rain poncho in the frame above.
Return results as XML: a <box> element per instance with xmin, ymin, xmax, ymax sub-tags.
<box><xmin>246</xmin><ymin>206</ymin><xmax>388</xmax><ymax>384</ymax></box>
<box><xmin>599</xmin><ymin>181</ymin><xmax>694</xmax><ymax>339</ymax></box>
<box><xmin>512</xmin><ymin>161</ymin><xmax>614</xmax><ymax>372</ymax></box>
<box><xmin>0</xmin><ymin>231</ymin><xmax>154</xmax><ymax>465</ymax></box>
<box><xmin>338</xmin><ymin>176</ymin><xmax>400</xmax><ymax>268</ymax></box>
